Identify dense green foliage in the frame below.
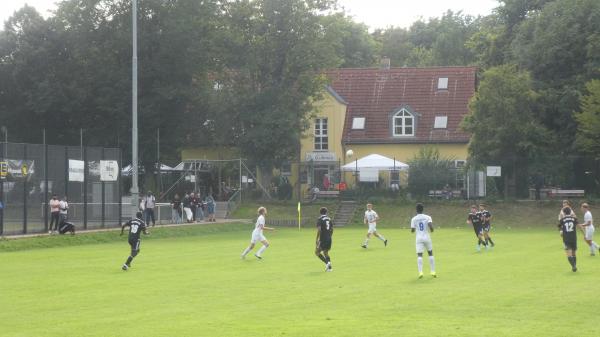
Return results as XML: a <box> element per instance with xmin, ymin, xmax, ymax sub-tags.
<box><xmin>407</xmin><ymin>147</ymin><xmax>456</xmax><ymax>197</ymax></box>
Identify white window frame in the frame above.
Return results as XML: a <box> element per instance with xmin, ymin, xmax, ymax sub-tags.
<box><xmin>392</xmin><ymin>108</ymin><xmax>415</xmax><ymax>137</ymax></box>
<box><xmin>352</xmin><ymin>117</ymin><xmax>365</xmax><ymax>130</ymax></box>
<box><xmin>438</xmin><ymin>77</ymin><xmax>448</xmax><ymax>90</ymax></box>
<box><xmin>314</xmin><ymin>118</ymin><xmax>328</xmax><ymax>151</ymax></box>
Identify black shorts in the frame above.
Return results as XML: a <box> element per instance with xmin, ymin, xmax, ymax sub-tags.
<box><xmin>319</xmin><ymin>239</ymin><xmax>332</xmax><ymax>251</ymax></box>
<box><xmin>563</xmin><ymin>240</ymin><xmax>577</xmax><ymax>251</ymax></box>
<box><xmin>482</xmin><ymin>224</ymin><xmax>491</xmax><ymax>232</ymax></box>
<box><xmin>129</xmin><ymin>238</ymin><xmax>141</xmax><ymax>252</ymax></box>
<box><xmin>473</xmin><ymin>225</ymin><xmax>483</xmax><ymax>236</ymax></box>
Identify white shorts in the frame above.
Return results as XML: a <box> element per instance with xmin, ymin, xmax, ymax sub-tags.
<box><xmin>184</xmin><ymin>207</ymin><xmax>193</xmax><ymax>221</ymax></box>
<box><xmin>368</xmin><ymin>223</ymin><xmax>377</xmax><ymax>234</ymax></box>
<box><xmin>416</xmin><ymin>239</ymin><xmax>433</xmax><ymax>254</ymax></box>
<box><xmin>585</xmin><ymin>225</ymin><xmax>595</xmax><ymax>240</ymax></box>
<box><xmin>251</xmin><ymin>230</ymin><xmax>266</xmax><ymax>244</ymax></box>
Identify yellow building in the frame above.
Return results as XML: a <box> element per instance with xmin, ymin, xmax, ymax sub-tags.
<box><xmin>294</xmin><ymin>66</ymin><xmax>477</xmax><ymax>193</ymax></box>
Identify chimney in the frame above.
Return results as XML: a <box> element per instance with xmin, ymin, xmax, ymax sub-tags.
<box><xmin>380</xmin><ymin>57</ymin><xmax>391</xmax><ymax>70</ymax></box>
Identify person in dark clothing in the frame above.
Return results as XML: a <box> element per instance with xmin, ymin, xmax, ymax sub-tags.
<box><xmin>315</xmin><ymin>207</ymin><xmax>334</xmax><ymax>272</ymax></box>
<box><xmin>558</xmin><ymin>207</ymin><xmax>579</xmax><ymax>272</ymax></box>
<box><xmin>121</xmin><ymin>212</ymin><xmax>149</xmax><ymax>271</ymax></box>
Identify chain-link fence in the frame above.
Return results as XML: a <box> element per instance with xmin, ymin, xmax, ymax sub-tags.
<box><xmin>0</xmin><ymin>142</ymin><xmax>122</xmax><ymax>236</ymax></box>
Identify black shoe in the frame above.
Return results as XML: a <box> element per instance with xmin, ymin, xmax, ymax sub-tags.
<box><xmin>384</xmin><ymin>239</ymin><xmax>388</xmax><ymax>247</ymax></box>
<box><xmin>361</xmin><ymin>244</ymin><xmax>367</xmax><ymax>249</ymax></box>
<box><xmin>572</xmin><ymin>266</ymin><xmax>577</xmax><ymax>272</ymax></box>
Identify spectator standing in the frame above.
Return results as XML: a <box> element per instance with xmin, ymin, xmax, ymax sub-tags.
<box><xmin>195</xmin><ymin>193</ymin><xmax>205</xmax><ymax>221</ymax></box>
<box><xmin>49</xmin><ymin>194</ymin><xmax>60</xmax><ymax>234</ymax></box>
<box><xmin>205</xmin><ymin>193</ymin><xmax>216</xmax><ymax>222</ymax></box>
<box><xmin>171</xmin><ymin>194</ymin><xmax>182</xmax><ymax>224</ymax></box>
<box><xmin>59</xmin><ymin>196</ymin><xmax>69</xmax><ymax>226</ymax></box>
<box><xmin>143</xmin><ymin>191</ymin><xmax>156</xmax><ymax>227</ymax></box>
<box><xmin>323</xmin><ymin>174</ymin><xmax>331</xmax><ymax>191</ymax></box>
<box><xmin>182</xmin><ymin>193</ymin><xmax>193</xmax><ymax>223</ymax></box>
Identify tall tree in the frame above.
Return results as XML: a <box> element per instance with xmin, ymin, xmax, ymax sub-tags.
<box><xmin>462</xmin><ymin>65</ymin><xmax>551</xmax><ymax>197</ymax></box>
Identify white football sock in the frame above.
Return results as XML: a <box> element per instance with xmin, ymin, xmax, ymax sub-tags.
<box><xmin>364</xmin><ymin>238</ymin><xmax>369</xmax><ymax>246</ymax></box>
<box><xmin>429</xmin><ymin>256</ymin><xmax>435</xmax><ymax>273</ymax></box>
<box><xmin>241</xmin><ymin>247</ymin><xmax>251</xmax><ymax>257</ymax></box>
<box><xmin>257</xmin><ymin>245</ymin><xmax>268</xmax><ymax>256</ymax></box>
<box><xmin>417</xmin><ymin>257</ymin><xmax>423</xmax><ymax>273</ymax></box>
<box><xmin>378</xmin><ymin>235</ymin><xmax>386</xmax><ymax>241</ymax></box>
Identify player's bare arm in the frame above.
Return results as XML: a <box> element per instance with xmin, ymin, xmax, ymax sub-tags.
<box><xmin>428</xmin><ymin>222</ymin><xmax>434</xmax><ymax>233</ymax></box>
<box><xmin>120</xmin><ymin>223</ymin><xmax>130</xmax><ymax>236</ymax></box>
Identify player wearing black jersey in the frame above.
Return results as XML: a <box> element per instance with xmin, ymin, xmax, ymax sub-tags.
<box><xmin>120</xmin><ymin>212</ymin><xmax>149</xmax><ymax>271</ymax></box>
<box><xmin>558</xmin><ymin>207</ymin><xmax>579</xmax><ymax>272</ymax></box>
<box><xmin>479</xmin><ymin>204</ymin><xmax>494</xmax><ymax>247</ymax></box>
<box><xmin>467</xmin><ymin>205</ymin><xmax>487</xmax><ymax>252</ymax></box>
<box><xmin>315</xmin><ymin>207</ymin><xmax>334</xmax><ymax>272</ymax></box>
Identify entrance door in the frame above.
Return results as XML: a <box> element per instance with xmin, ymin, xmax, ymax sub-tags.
<box><xmin>313</xmin><ymin>166</ymin><xmax>330</xmax><ymax>190</ymax></box>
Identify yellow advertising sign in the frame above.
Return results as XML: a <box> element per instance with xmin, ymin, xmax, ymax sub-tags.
<box><xmin>0</xmin><ymin>161</ymin><xmax>7</xmax><ymax>179</ymax></box>
<box><xmin>21</xmin><ymin>164</ymin><xmax>28</xmax><ymax>177</ymax></box>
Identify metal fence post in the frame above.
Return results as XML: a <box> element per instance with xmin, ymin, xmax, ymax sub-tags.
<box><xmin>44</xmin><ymin>131</ymin><xmax>49</xmax><ymax>232</ymax></box>
<box><xmin>83</xmin><ymin>146</ymin><xmax>88</xmax><ymax>229</ymax></box>
<box><xmin>23</xmin><ymin>143</ymin><xmax>27</xmax><ymax>234</ymax></box>
<box><xmin>118</xmin><ymin>148</ymin><xmax>122</xmax><ymax>225</ymax></box>
<box><xmin>0</xmin><ymin>141</ymin><xmax>4</xmax><ymax>236</ymax></box>
<box><xmin>64</xmin><ymin>147</ymin><xmax>69</xmax><ymax>198</ymax></box>
<box><xmin>101</xmin><ymin>147</ymin><xmax>105</xmax><ymax>228</ymax></box>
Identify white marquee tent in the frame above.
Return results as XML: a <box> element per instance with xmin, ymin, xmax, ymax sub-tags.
<box><xmin>341</xmin><ymin>154</ymin><xmax>409</xmax><ymax>171</ymax></box>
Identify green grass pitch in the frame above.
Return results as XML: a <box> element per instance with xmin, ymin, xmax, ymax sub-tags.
<box><xmin>1</xmin><ymin>224</ymin><xmax>599</xmax><ymax>337</ymax></box>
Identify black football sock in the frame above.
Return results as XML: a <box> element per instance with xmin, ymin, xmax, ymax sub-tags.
<box><xmin>573</xmin><ymin>256</ymin><xmax>577</xmax><ymax>267</ymax></box>
<box><xmin>567</xmin><ymin>256</ymin><xmax>574</xmax><ymax>267</ymax></box>
<box><xmin>325</xmin><ymin>255</ymin><xmax>331</xmax><ymax>263</ymax></box>
<box><xmin>487</xmin><ymin>237</ymin><xmax>494</xmax><ymax>245</ymax></box>
<box><xmin>317</xmin><ymin>254</ymin><xmax>327</xmax><ymax>264</ymax></box>
<box><xmin>126</xmin><ymin>256</ymin><xmax>133</xmax><ymax>266</ymax></box>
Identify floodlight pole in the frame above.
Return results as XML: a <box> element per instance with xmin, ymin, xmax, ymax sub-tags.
<box><xmin>131</xmin><ymin>0</ymin><xmax>139</xmax><ymax>217</ymax></box>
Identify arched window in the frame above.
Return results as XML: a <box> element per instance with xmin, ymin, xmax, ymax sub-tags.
<box><xmin>393</xmin><ymin>108</ymin><xmax>414</xmax><ymax>136</ymax></box>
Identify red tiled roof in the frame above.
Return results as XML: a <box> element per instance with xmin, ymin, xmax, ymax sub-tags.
<box><xmin>325</xmin><ymin>66</ymin><xmax>477</xmax><ymax>144</ymax></box>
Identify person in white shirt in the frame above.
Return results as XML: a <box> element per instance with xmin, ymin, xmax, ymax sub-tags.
<box><xmin>143</xmin><ymin>191</ymin><xmax>156</xmax><ymax>227</ymax></box>
<box><xmin>241</xmin><ymin>207</ymin><xmax>274</xmax><ymax>260</ymax></box>
<box><xmin>410</xmin><ymin>203</ymin><xmax>436</xmax><ymax>279</ymax></box>
<box><xmin>361</xmin><ymin>203</ymin><xmax>387</xmax><ymax>248</ymax></box>
<box><xmin>580</xmin><ymin>203</ymin><xmax>599</xmax><ymax>256</ymax></box>
<box><xmin>59</xmin><ymin>196</ymin><xmax>69</xmax><ymax>226</ymax></box>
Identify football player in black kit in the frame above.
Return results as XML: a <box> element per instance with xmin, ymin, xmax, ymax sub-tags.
<box><xmin>121</xmin><ymin>212</ymin><xmax>149</xmax><ymax>271</ymax></box>
<box><xmin>467</xmin><ymin>205</ymin><xmax>488</xmax><ymax>252</ymax></box>
<box><xmin>558</xmin><ymin>207</ymin><xmax>579</xmax><ymax>272</ymax></box>
<box><xmin>479</xmin><ymin>204</ymin><xmax>494</xmax><ymax>247</ymax></box>
<box><xmin>315</xmin><ymin>207</ymin><xmax>334</xmax><ymax>272</ymax></box>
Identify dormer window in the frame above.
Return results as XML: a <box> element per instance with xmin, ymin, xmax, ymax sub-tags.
<box><xmin>352</xmin><ymin>117</ymin><xmax>365</xmax><ymax>130</ymax></box>
<box><xmin>393</xmin><ymin>108</ymin><xmax>414</xmax><ymax>136</ymax></box>
<box><xmin>437</xmin><ymin>77</ymin><xmax>448</xmax><ymax>90</ymax></box>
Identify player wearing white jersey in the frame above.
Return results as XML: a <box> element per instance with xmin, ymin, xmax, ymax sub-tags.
<box><xmin>410</xmin><ymin>203</ymin><xmax>436</xmax><ymax>278</ymax></box>
<box><xmin>241</xmin><ymin>207</ymin><xmax>274</xmax><ymax>260</ymax></box>
<box><xmin>580</xmin><ymin>203</ymin><xmax>599</xmax><ymax>256</ymax></box>
<box><xmin>361</xmin><ymin>203</ymin><xmax>387</xmax><ymax>248</ymax></box>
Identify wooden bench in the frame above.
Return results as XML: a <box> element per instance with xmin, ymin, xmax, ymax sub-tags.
<box><xmin>547</xmin><ymin>189</ymin><xmax>585</xmax><ymax>198</ymax></box>
<box><xmin>317</xmin><ymin>190</ymin><xmax>340</xmax><ymax>198</ymax></box>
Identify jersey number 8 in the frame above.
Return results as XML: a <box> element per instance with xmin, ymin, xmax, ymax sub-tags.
<box><xmin>419</xmin><ymin>222</ymin><xmax>424</xmax><ymax>231</ymax></box>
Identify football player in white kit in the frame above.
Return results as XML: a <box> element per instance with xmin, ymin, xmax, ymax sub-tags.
<box><xmin>241</xmin><ymin>207</ymin><xmax>274</xmax><ymax>259</ymax></box>
<box><xmin>410</xmin><ymin>203</ymin><xmax>436</xmax><ymax>278</ymax></box>
<box><xmin>361</xmin><ymin>203</ymin><xmax>387</xmax><ymax>248</ymax></box>
<box><xmin>580</xmin><ymin>203</ymin><xmax>599</xmax><ymax>256</ymax></box>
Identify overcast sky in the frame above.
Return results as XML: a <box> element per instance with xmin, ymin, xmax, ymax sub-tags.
<box><xmin>1</xmin><ymin>0</ymin><xmax>499</xmax><ymax>29</ymax></box>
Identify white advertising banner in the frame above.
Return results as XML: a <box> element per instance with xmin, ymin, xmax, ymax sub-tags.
<box><xmin>69</xmin><ymin>159</ymin><xmax>85</xmax><ymax>182</ymax></box>
<box><xmin>359</xmin><ymin>168</ymin><xmax>379</xmax><ymax>182</ymax></box>
<box><xmin>486</xmin><ymin>166</ymin><xmax>501</xmax><ymax>177</ymax></box>
<box><xmin>100</xmin><ymin>160</ymin><xmax>119</xmax><ymax>181</ymax></box>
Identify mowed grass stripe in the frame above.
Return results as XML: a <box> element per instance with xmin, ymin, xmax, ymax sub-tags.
<box><xmin>1</xmin><ymin>227</ymin><xmax>598</xmax><ymax>337</ymax></box>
